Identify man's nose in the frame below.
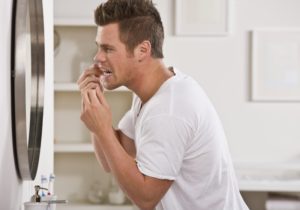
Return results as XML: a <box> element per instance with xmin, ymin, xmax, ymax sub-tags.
<box><xmin>94</xmin><ymin>49</ymin><xmax>106</xmax><ymax>63</ymax></box>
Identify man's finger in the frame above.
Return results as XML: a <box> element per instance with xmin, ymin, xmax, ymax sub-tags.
<box><xmin>89</xmin><ymin>89</ymin><xmax>100</xmax><ymax>105</ymax></box>
<box><xmin>82</xmin><ymin>91</ymin><xmax>91</xmax><ymax>110</ymax></box>
<box><xmin>81</xmin><ymin>98</ymin><xmax>85</xmax><ymax>113</ymax></box>
<box><xmin>96</xmin><ymin>86</ymin><xmax>109</xmax><ymax>108</ymax></box>
<box><xmin>78</xmin><ymin>76</ymin><xmax>100</xmax><ymax>90</ymax></box>
<box><xmin>77</xmin><ymin>66</ymin><xmax>102</xmax><ymax>84</ymax></box>
<box><xmin>81</xmin><ymin>82</ymin><xmax>100</xmax><ymax>92</ymax></box>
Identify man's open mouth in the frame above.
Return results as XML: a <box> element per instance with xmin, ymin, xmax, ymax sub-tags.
<box><xmin>101</xmin><ymin>68</ymin><xmax>113</xmax><ymax>76</ymax></box>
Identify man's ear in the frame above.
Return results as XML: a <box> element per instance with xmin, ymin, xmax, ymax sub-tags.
<box><xmin>135</xmin><ymin>40</ymin><xmax>151</xmax><ymax>62</ymax></box>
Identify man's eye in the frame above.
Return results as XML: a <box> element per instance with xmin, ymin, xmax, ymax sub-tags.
<box><xmin>104</xmin><ymin>48</ymin><xmax>113</xmax><ymax>53</ymax></box>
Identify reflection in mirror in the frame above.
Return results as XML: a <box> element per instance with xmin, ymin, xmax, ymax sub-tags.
<box><xmin>11</xmin><ymin>0</ymin><xmax>45</xmax><ymax>180</ymax></box>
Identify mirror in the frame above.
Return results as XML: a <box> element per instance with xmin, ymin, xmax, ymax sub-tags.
<box><xmin>11</xmin><ymin>0</ymin><xmax>45</xmax><ymax>180</ymax></box>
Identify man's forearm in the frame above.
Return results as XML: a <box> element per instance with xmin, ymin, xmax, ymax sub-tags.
<box><xmin>94</xmin><ymin>130</ymin><xmax>148</xmax><ymax>206</ymax></box>
<box><xmin>92</xmin><ymin>129</ymin><xmax>130</xmax><ymax>172</ymax></box>
<box><xmin>91</xmin><ymin>133</ymin><xmax>111</xmax><ymax>172</ymax></box>
<box><xmin>95</xmin><ymin>129</ymin><xmax>171</xmax><ymax>210</ymax></box>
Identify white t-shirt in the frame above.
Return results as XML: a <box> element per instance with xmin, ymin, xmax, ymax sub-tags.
<box><xmin>118</xmin><ymin>68</ymin><xmax>248</xmax><ymax>210</ymax></box>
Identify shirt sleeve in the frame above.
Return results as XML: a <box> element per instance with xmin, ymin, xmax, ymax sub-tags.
<box><xmin>118</xmin><ymin>110</ymin><xmax>135</xmax><ymax>140</ymax></box>
<box><xmin>136</xmin><ymin>115</ymin><xmax>192</xmax><ymax>180</ymax></box>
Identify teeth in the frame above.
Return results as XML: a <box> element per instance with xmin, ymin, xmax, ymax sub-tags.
<box><xmin>101</xmin><ymin>68</ymin><xmax>112</xmax><ymax>74</ymax></box>
<box><xmin>103</xmin><ymin>72</ymin><xmax>110</xmax><ymax>76</ymax></box>
<box><xmin>103</xmin><ymin>71</ymin><xmax>112</xmax><ymax>76</ymax></box>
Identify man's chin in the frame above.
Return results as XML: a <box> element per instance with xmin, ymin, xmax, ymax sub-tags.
<box><xmin>103</xmin><ymin>84</ymin><xmax>121</xmax><ymax>91</ymax></box>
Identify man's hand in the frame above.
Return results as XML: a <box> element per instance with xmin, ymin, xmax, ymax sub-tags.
<box><xmin>77</xmin><ymin>63</ymin><xmax>103</xmax><ymax>93</ymax></box>
<box><xmin>77</xmin><ymin>63</ymin><xmax>111</xmax><ymax>136</ymax></box>
<box><xmin>80</xmin><ymin>86</ymin><xmax>112</xmax><ymax>137</ymax></box>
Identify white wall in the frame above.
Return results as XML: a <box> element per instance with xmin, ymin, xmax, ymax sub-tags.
<box><xmin>0</xmin><ymin>0</ymin><xmax>53</xmax><ymax>209</ymax></box>
<box><xmin>155</xmin><ymin>0</ymin><xmax>300</xmax><ymax>163</ymax></box>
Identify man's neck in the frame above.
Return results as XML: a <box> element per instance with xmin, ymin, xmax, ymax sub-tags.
<box><xmin>128</xmin><ymin>60</ymin><xmax>174</xmax><ymax>103</ymax></box>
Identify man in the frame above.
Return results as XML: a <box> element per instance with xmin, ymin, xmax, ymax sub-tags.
<box><xmin>77</xmin><ymin>0</ymin><xmax>249</xmax><ymax>209</ymax></box>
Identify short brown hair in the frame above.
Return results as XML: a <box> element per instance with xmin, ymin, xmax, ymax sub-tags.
<box><xmin>94</xmin><ymin>0</ymin><xmax>164</xmax><ymax>58</ymax></box>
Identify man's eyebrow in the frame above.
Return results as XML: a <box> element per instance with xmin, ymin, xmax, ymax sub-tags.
<box><xmin>95</xmin><ymin>42</ymin><xmax>115</xmax><ymax>49</ymax></box>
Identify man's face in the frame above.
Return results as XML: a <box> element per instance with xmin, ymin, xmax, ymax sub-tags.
<box><xmin>94</xmin><ymin>23</ymin><xmax>136</xmax><ymax>90</ymax></box>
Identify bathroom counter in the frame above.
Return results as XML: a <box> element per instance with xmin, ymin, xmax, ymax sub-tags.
<box><xmin>56</xmin><ymin>203</ymin><xmax>136</xmax><ymax>210</ymax></box>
